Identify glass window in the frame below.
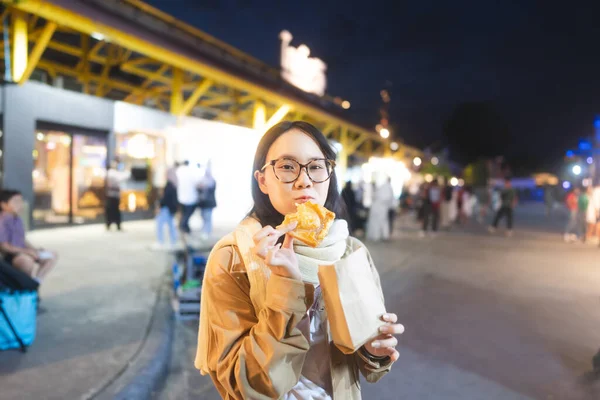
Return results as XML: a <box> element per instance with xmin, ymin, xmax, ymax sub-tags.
<box><xmin>115</xmin><ymin>132</ymin><xmax>166</xmax><ymax>214</ymax></box>
<box><xmin>32</xmin><ymin>129</ymin><xmax>107</xmax><ymax>227</ymax></box>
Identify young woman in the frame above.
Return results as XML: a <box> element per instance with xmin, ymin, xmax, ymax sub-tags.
<box><xmin>195</xmin><ymin>121</ymin><xmax>404</xmax><ymax>399</ymax></box>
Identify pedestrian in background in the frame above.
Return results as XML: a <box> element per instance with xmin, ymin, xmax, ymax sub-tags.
<box><xmin>197</xmin><ymin>161</ymin><xmax>217</xmax><ymax>241</ymax></box>
<box><xmin>341</xmin><ymin>181</ymin><xmax>358</xmax><ymax>233</ymax></box>
<box><xmin>0</xmin><ymin>189</ymin><xmax>58</xmax><ymax>282</ymax></box>
<box><xmin>366</xmin><ymin>179</ymin><xmax>394</xmax><ymax>241</ymax></box>
<box><xmin>420</xmin><ymin>179</ymin><xmax>441</xmax><ymax>237</ymax></box>
<box><xmin>545</xmin><ymin>185</ymin><xmax>555</xmax><ymax>217</ymax></box>
<box><xmin>489</xmin><ymin>177</ymin><xmax>517</xmax><ymax>237</ymax></box>
<box><xmin>176</xmin><ymin>160</ymin><xmax>202</xmax><ymax>235</ymax></box>
<box><xmin>105</xmin><ymin>159</ymin><xmax>127</xmax><ymax>231</ymax></box>
<box><xmin>152</xmin><ymin>166</ymin><xmax>179</xmax><ymax>250</ymax></box>
<box><xmin>563</xmin><ymin>187</ymin><xmax>580</xmax><ymax>242</ymax></box>
<box><xmin>441</xmin><ymin>177</ymin><xmax>453</xmax><ymax>229</ymax></box>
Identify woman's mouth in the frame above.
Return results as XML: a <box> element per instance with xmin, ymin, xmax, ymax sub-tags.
<box><xmin>295</xmin><ymin>196</ymin><xmax>314</xmax><ymax>203</ymax></box>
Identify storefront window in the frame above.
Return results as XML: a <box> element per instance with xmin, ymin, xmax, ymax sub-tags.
<box><xmin>115</xmin><ymin>132</ymin><xmax>166</xmax><ymax>214</ymax></box>
<box><xmin>33</xmin><ymin>129</ymin><xmax>107</xmax><ymax>227</ymax></box>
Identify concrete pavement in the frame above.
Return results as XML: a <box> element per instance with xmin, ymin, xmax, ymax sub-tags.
<box><xmin>157</xmin><ymin>204</ymin><xmax>600</xmax><ymax>400</ymax></box>
<box><xmin>0</xmin><ymin>221</ymin><xmax>180</xmax><ymax>400</ymax></box>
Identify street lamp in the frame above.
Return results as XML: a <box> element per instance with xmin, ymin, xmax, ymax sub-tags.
<box><xmin>413</xmin><ymin>157</ymin><xmax>422</xmax><ymax>167</ymax></box>
<box><xmin>341</xmin><ymin>100</ymin><xmax>351</xmax><ymax>109</ymax></box>
<box><xmin>450</xmin><ymin>177</ymin><xmax>459</xmax><ymax>186</ymax></box>
<box><xmin>572</xmin><ymin>165</ymin><xmax>582</xmax><ymax>176</ymax></box>
<box><xmin>431</xmin><ymin>156</ymin><xmax>439</xmax><ymax>166</ymax></box>
<box><xmin>390</xmin><ymin>142</ymin><xmax>399</xmax><ymax>151</ymax></box>
<box><xmin>379</xmin><ymin>128</ymin><xmax>390</xmax><ymax>139</ymax></box>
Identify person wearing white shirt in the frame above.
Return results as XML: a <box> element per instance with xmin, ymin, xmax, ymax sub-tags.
<box><xmin>105</xmin><ymin>159</ymin><xmax>129</xmax><ymax>231</ymax></box>
<box><xmin>176</xmin><ymin>161</ymin><xmax>202</xmax><ymax>234</ymax></box>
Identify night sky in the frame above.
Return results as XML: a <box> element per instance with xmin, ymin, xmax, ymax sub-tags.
<box><xmin>147</xmin><ymin>0</ymin><xmax>600</xmax><ymax>172</ymax></box>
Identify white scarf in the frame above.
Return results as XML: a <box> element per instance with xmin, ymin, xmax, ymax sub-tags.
<box><xmin>196</xmin><ymin>217</ymin><xmax>349</xmax><ymax>375</ymax></box>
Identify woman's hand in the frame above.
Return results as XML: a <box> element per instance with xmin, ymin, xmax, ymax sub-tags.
<box><xmin>252</xmin><ymin>222</ymin><xmax>301</xmax><ymax>281</ymax></box>
<box><xmin>362</xmin><ymin>313</ymin><xmax>404</xmax><ymax>362</ymax></box>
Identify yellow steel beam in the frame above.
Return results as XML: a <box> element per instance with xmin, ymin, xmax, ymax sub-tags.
<box><xmin>36</xmin><ymin>59</ymin><xmax>138</xmax><ymax>93</ymax></box>
<box><xmin>338</xmin><ymin>126</ymin><xmax>349</xmax><ymax>177</ymax></box>
<box><xmin>346</xmin><ymin>132</ymin><xmax>369</xmax><ymax>154</ymax></box>
<box><xmin>123</xmin><ymin>64</ymin><xmax>170</xmax><ymax>103</ymax></box>
<box><xmin>77</xmin><ymin>34</ymin><xmax>91</xmax><ymax>93</ymax></box>
<box><xmin>322</xmin><ymin>123</ymin><xmax>336</xmax><ymax>137</ymax></box>
<box><xmin>96</xmin><ymin>44</ymin><xmax>115</xmax><ymax>97</ymax></box>
<box><xmin>149</xmin><ymin>81</ymin><xmax>198</xmax><ymax>94</ymax></box>
<box><xmin>11</xmin><ymin>10</ymin><xmax>28</xmax><ymax>82</ymax></box>
<box><xmin>253</xmin><ymin>100</ymin><xmax>266</xmax><ymax>130</ymax></box>
<box><xmin>171</xmin><ymin>67</ymin><xmax>183</xmax><ymax>114</ymax></box>
<box><xmin>120</xmin><ymin>63</ymin><xmax>172</xmax><ymax>85</ymax></box>
<box><xmin>120</xmin><ymin>57</ymin><xmax>156</xmax><ymax>69</ymax></box>
<box><xmin>28</xmin><ymin>14</ymin><xmax>39</xmax><ymax>31</ymax></box>
<box><xmin>19</xmin><ymin>21</ymin><xmax>57</xmax><ymax>84</ymax></box>
<box><xmin>179</xmin><ymin>78</ymin><xmax>213</xmax><ymax>116</ymax></box>
<box><xmin>0</xmin><ymin>7</ymin><xmax>9</xmax><ymax>25</ymax></box>
<box><xmin>13</xmin><ymin>0</ymin><xmax>383</xmax><ymax>146</ymax></box>
<box><xmin>198</xmin><ymin>95</ymin><xmax>234</xmax><ymax>107</ymax></box>
<box><xmin>265</xmin><ymin>104</ymin><xmax>292</xmax><ymax>130</ymax></box>
<box><xmin>238</xmin><ymin>94</ymin><xmax>254</xmax><ymax>104</ymax></box>
<box><xmin>89</xmin><ymin>40</ymin><xmax>104</xmax><ymax>60</ymax></box>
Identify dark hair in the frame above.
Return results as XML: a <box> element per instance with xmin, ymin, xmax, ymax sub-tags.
<box><xmin>0</xmin><ymin>189</ymin><xmax>22</xmax><ymax>204</ymax></box>
<box><xmin>249</xmin><ymin>121</ymin><xmax>346</xmax><ymax>228</ymax></box>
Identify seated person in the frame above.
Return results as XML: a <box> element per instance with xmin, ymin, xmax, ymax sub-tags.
<box><xmin>0</xmin><ymin>189</ymin><xmax>58</xmax><ymax>282</ymax></box>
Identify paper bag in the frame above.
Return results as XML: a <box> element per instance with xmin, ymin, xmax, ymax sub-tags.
<box><xmin>318</xmin><ymin>247</ymin><xmax>387</xmax><ymax>354</ymax></box>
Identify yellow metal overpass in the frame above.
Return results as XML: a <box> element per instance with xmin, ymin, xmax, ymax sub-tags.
<box><xmin>0</xmin><ymin>0</ymin><xmax>423</xmax><ymax>170</ymax></box>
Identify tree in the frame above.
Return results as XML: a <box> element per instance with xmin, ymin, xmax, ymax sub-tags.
<box><xmin>443</xmin><ymin>102</ymin><xmax>511</xmax><ymax>165</ymax></box>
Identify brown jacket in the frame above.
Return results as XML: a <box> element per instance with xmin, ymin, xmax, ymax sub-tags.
<box><xmin>199</xmin><ymin>235</ymin><xmax>393</xmax><ymax>399</ymax></box>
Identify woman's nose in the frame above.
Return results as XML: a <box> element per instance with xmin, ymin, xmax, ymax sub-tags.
<box><xmin>295</xmin><ymin>167</ymin><xmax>312</xmax><ymax>188</ymax></box>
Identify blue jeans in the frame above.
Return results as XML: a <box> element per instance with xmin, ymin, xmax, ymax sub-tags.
<box><xmin>201</xmin><ymin>208</ymin><xmax>213</xmax><ymax>236</ymax></box>
<box><xmin>179</xmin><ymin>204</ymin><xmax>197</xmax><ymax>233</ymax></box>
<box><xmin>157</xmin><ymin>207</ymin><xmax>177</xmax><ymax>245</ymax></box>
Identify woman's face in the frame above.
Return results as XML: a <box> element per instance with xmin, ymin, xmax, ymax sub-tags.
<box><xmin>255</xmin><ymin>128</ymin><xmax>331</xmax><ymax>216</ymax></box>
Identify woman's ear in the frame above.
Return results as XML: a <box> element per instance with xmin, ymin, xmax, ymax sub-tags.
<box><xmin>254</xmin><ymin>170</ymin><xmax>269</xmax><ymax>195</ymax></box>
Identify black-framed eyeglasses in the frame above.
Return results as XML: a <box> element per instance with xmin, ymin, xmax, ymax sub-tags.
<box><xmin>260</xmin><ymin>158</ymin><xmax>336</xmax><ymax>183</ymax></box>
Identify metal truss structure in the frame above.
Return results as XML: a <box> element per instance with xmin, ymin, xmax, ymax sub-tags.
<box><xmin>0</xmin><ymin>0</ymin><xmax>423</xmax><ymax>170</ymax></box>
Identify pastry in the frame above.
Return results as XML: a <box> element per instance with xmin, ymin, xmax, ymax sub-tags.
<box><xmin>281</xmin><ymin>201</ymin><xmax>335</xmax><ymax>247</ymax></box>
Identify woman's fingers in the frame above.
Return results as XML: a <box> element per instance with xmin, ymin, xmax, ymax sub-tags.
<box><xmin>371</xmin><ymin>335</ymin><xmax>398</xmax><ymax>349</ymax></box>
<box><xmin>276</xmin><ymin>221</ymin><xmax>298</xmax><ymax>235</ymax></box>
<box><xmin>282</xmin><ymin>233</ymin><xmax>294</xmax><ymax>250</ymax></box>
<box><xmin>380</xmin><ymin>347</ymin><xmax>400</xmax><ymax>362</ymax></box>
<box><xmin>379</xmin><ymin>323</ymin><xmax>405</xmax><ymax>335</ymax></box>
<box><xmin>253</xmin><ymin>222</ymin><xmax>298</xmax><ymax>259</ymax></box>
<box><xmin>265</xmin><ymin>243</ymin><xmax>282</xmax><ymax>265</ymax></box>
<box><xmin>255</xmin><ymin>235</ymin><xmax>279</xmax><ymax>258</ymax></box>
<box><xmin>381</xmin><ymin>313</ymin><xmax>398</xmax><ymax>323</ymax></box>
<box><xmin>253</xmin><ymin>226</ymin><xmax>277</xmax><ymax>243</ymax></box>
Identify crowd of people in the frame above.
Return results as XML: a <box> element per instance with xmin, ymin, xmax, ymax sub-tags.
<box><xmin>105</xmin><ymin>157</ymin><xmax>218</xmax><ymax>250</ymax></box>
<box><xmin>339</xmin><ymin>176</ymin><xmax>522</xmax><ymax>241</ymax></box>
<box><xmin>563</xmin><ymin>184</ymin><xmax>600</xmax><ymax>244</ymax></box>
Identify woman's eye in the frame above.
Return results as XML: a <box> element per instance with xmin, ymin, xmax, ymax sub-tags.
<box><xmin>278</xmin><ymin>164</ymin><xmax>296</xmax><ymax>170</ymax></box>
